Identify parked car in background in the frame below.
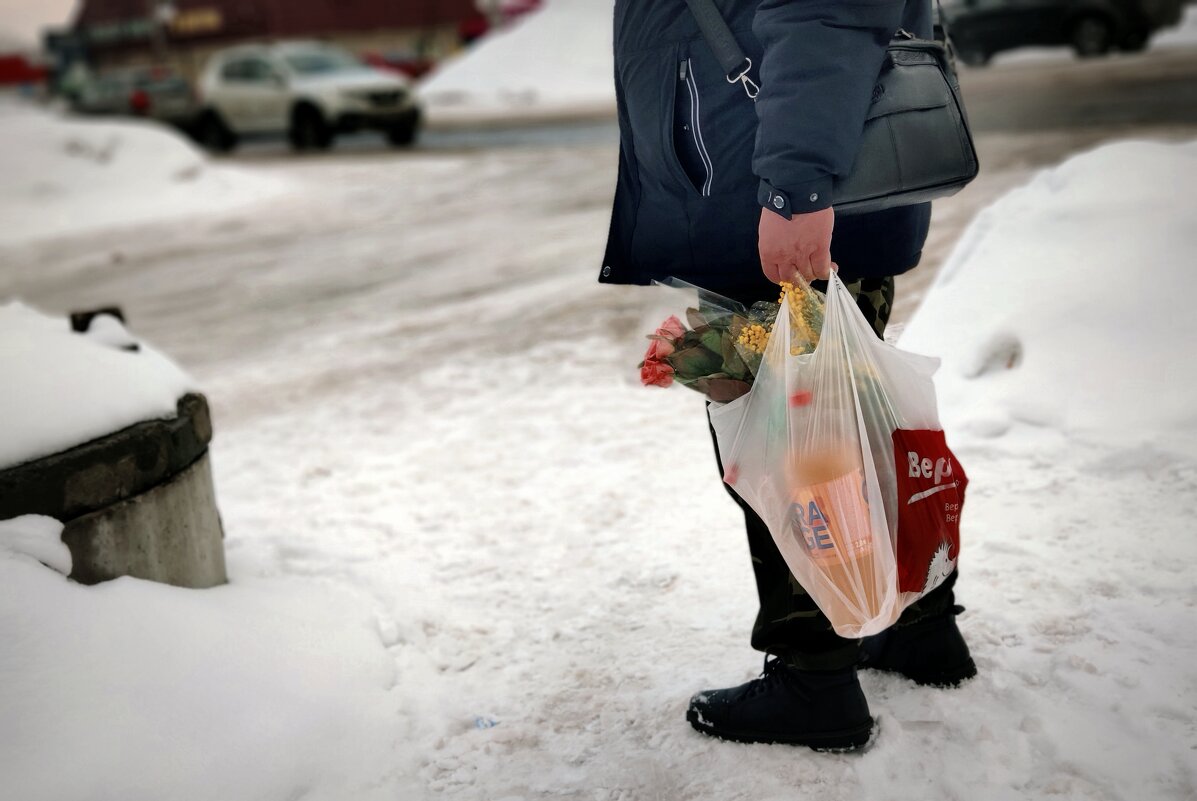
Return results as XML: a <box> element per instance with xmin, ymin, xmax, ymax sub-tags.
<box><xmin>70</xmin><ymin>66</ymin><xmax>199</xmax><ymax>131</ymax></box>
<box><xmin>942</xmin><ymin>0</ymin><xmax>1186</xmax><ymax>65</ymax></box>
<box><xmin>194</xmin><ymin>41</ymin><xmax>422</xmax><ymax>153</ymax></box>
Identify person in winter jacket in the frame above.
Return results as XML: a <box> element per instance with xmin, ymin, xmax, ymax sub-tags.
<box><xmin>600</xmin><ymin>0</ymin><xmax>976</xmax><ymax>750</ymax></box>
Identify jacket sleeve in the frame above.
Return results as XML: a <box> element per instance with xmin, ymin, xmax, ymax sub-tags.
<box><xmin>752</xmin><ymin>0</ymin><xmax>905</xmax><ymax>217</ymax></box>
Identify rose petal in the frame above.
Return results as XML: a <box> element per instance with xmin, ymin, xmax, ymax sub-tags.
<box><xmin>657</xmin><ymin>315</ymin><xmax>686</xmax><ymax>341</ymax></box>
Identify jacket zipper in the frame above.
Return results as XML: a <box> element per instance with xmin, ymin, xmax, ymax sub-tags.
<box><xmin>681</xmin><ymin>58</ymin><xmax>714</xmax><ymax>197</ymax></box>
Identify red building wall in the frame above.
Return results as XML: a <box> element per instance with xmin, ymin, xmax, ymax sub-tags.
<box><xmin>75</xmin><ymin>0</ymin><xmax>482</xmax><ymax>44</ymax></box>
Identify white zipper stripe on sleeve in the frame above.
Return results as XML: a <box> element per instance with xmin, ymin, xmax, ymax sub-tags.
<box><xmin>685</xmin><ymin>58</ymin><xmax>714</xmax><ymax>197</ymax></box>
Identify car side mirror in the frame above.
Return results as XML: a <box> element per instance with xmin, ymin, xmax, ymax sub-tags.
<box><xmin>269</xmin><ymin>72</ymin><xmax>288</xmax><ymax>89</ymax></box>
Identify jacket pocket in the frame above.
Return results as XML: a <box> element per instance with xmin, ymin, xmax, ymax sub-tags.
<box><xmin>675</xmin><ymin>44</ymin><xmax>758</xmax><ymax>198</ymax></box>
<box><xmin>673</xmin><ymin>58</ymin><xmax>715</xmax><ymax>197</ymax></box>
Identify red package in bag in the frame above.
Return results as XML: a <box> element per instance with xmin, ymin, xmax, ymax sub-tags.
<box><xmin>892</xmin><ymin>429</ymin><xmax>968</xmax><ymax>595</ymax></box>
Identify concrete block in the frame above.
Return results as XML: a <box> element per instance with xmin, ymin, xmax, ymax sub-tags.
<box><xmin>0</xmin><ymin>394</ymin><xmax>213</xmax><ymax>523</ymax></box>
<box><xmin>61</xmin><ymin>452</ymin><xmax>227</xmax><ymax>588</ymax></box>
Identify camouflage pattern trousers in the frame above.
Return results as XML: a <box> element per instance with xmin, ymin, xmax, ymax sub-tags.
<box><xmin>708</xmin><ymin>276</ymin><xmax>958</xmax><ymax>671</ymax></box>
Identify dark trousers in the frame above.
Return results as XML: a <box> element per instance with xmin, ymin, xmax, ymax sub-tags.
<box><xmin>711</xmin><ymin>277</ymin><xmax>957</xmax><ymax>671</ymax></box>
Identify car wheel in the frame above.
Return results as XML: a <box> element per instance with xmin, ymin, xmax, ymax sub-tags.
<box><xmin>386</xmin><ymin>117</ymin><xmax>420</xmax><ymax>147</ymax></box>
<box><xmin>1121</xmin><ymin>29</ymin><xmax>1150</xmax><ymax>52</ymax></box>
<box><xmin>1071</xmin><ymin>16</ymin><xmax>1113</xmax><ymax>58</ymax></box>
<box><xmin>195</xmin><ymin>111</ymin><xmax>236</xmax><ymax>154</ymax></box>
<box><xmin>957</xmin><ymin>47</ymin><xmax>990</xmax><ymax>68</ymax></box>
<box><xmin>290</xmin><ymin>105</ymin><xmax>333</xmax><ymax>151</ymax></box>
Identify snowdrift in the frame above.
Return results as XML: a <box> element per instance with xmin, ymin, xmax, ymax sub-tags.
<box><xmin>419</xmin><ymin>0</ymin><xmax>615</xmax><ymax>123</ymax></box>
<box><xmin>901</xmin><ymin>139</ymin><xmax>1197</xmax><ymax>457</ymax></box>
<box><xmin>1149</xmin><ymin>5</ymin><xmax>1197</xmax><ymax>49</ymax></box>
<box><xmin>0</xmin><ymin>516</ymin><xmax>401</xmax><ymax>801</ymax></box>
<box><xmin>0</xmin><ymin>101</ymin><xmax>283</xmax><ymax>246</ymax></box>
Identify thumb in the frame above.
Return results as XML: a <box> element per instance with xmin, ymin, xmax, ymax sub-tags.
<box><xmin>810</xmin><ymin>248</ymin><xmax>833</xmax><ymax>281</ymax></box>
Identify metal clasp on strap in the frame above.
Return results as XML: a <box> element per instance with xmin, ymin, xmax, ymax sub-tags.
<box><xmin>725</xmin><ymin>57</ymin><xmax>759</xmax><ymax>101</ymax></box>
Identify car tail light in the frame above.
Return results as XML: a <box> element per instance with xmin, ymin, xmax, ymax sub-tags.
<box><xmin>129</xmin><ymin>89</ymin><xmax>151</xmax><ymax>115</ymax></box>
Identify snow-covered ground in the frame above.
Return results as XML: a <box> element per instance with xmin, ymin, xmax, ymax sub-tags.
<box><xmin>419</xmin><ymin>0</ymin><xmax>614</xmax><ymax>124</ymax></box>
<box><xmin>0</xmin><ymin>515</ymin><xmax>407</xmax><ymax>800</ymax></box>
<box><xmin>1</xmin><ymin>111</ymin><xmax>1195</xmax><ymax>799</ymax></box>
<box><xmin>0</xmin><ymin>101</ymin><xmax>286</xmax><ymax>246</ymax></box>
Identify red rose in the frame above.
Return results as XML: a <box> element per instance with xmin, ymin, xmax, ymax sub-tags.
<box><xmin>644</xmin><ymin>337</ymin><xmax>675</xmax><ymax>361</ymax></box>
<box><xmin>643</xmin><ymin>315</ymin><xmax>685</xmax><ymax>363</ymax></box>
<box><xmin>657</xmin><ymin>315</ymin><xmax>686</xmax><ymax>340</ymax></box>
<box><xmin>640</xmin><ymin>358</ymin><xmax>675</xmax><ymax>388</ymax></box>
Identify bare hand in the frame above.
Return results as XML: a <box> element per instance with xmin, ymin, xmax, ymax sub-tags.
<box><xmin>758</xmin><ymin>206</ymin><xmax>837</xmax><ymax>284</ymax></box>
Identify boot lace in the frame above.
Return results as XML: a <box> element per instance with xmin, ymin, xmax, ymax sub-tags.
<box><xmin>744</xmin><ymin>656</ymin><xmax>790</xmax><ymax>699</ymax></box>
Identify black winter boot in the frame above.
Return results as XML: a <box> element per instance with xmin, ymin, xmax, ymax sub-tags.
<box><xmin>859</xmin><ymin>605</ymin><xmax>977</xmax><ymax>686</ymax></box>
<box><xmin>686</xmin><ymin>658</ymin><xmax>873</xmax><ymax>751</ymax></box>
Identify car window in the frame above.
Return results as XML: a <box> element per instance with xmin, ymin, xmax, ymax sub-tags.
<box><xmin>220</xmin><ymin>59</ymin><xmax>246</xmax><ymax>81</ymax></box>
<box><xmin>283</xmin><ymin>48</ymin><xmax>362</xmax><ymax>75</ymax></box>
<box><xmin>221</xmin><ymin>58</ymin><xmax>276</xmax><ymax>83</ymax></box>
<box><xmin>147</xmin><ymin>77</ymin><xmax>191</xmax><ymax>94</ymax></box>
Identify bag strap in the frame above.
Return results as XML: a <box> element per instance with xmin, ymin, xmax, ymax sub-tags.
<box><xmin>685</xmin><ymin>0</ymin><xmax>951</xmax><ymax>100</ymax></box>
<box><xmin>682</xmin><ymin>0</ymin><xmax>759</xmax><ymax>100</ymax></box>
<box><xmin>934</xmin><ymin>0</ymin><xmax>950</xmax><ymax>43</ymax></box>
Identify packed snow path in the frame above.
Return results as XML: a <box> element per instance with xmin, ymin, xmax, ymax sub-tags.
<box><xmin>2</xmin><ymin>122</ymin><xmax>1196</xmax><ymax>798</ymax></box>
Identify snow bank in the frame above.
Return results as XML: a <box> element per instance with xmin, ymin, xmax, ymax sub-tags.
<box><xmin>0</xmin><ymin>516</ymin><xmax>71</xmax><ymax>575</ymax></box>
<box><xmin>0</xmin><ymin>302</ymin><xmax>196</xmax><ymax>470</ymax></box>
<box><xmin>0</xmin><ymin>101</ymin><xmax>285</xmax><ymax>246</ymax></box>
<box><xmin>901</xmin><ymin>140</ymin><xmax>1197</xmax><ymax>457</ymax></box>
<box><xmin>419</xmin><ymin>0</ymin><xmax>614</xmax><ymax>123</ymax></box>
<box><xmin>0</xmin><ymin>540</ymin><xmax>402</xmax><ymax>801</ymax></box>
<box><xmin>1154</xmin><ymin>5</ymin><xmax>1197</xmax><ymax>49</ymax></box>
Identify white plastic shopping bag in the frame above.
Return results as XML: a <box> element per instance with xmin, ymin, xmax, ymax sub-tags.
<box><xmin>709</xmin><ymin>274</ymin><xmax>968</xmax><ymax>637</ymax></box>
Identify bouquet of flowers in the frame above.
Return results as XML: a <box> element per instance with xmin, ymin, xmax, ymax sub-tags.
<box><xmin>639</xmin><ymin>280</ymin><xmax>827</xmax><ymax>402</ymax></box>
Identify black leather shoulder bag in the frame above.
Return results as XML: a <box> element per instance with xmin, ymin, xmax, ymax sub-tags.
<box><xmin>683</xmin><ymin>0</ymin><xmax>980</xmax><ymax>215</ymax></box>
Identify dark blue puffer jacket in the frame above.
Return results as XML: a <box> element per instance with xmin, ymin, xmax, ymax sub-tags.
<box><xmin>600</xmin><ymin>0</ymin><xmax>934</xmax><ymax>298</ymax></box>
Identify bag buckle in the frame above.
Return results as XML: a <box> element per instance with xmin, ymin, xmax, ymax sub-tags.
<box><xmin>725</xmin><ymin>57</ymin><xmax>759</xmax><ymax>101</ymax></box>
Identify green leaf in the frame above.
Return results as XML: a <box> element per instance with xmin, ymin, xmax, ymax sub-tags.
<box><xmin>699</xmin><ymin>327</ymin><xmax>723</xmax><ymax>356</ymax></box>
<box><xmin>692</xmin><ymin>377</ymin><xmax>752</xmax><ymax>402</ymax></box>
<box><xmin>728</xmin><ymin>314</ymin><xmax>749</xmax><ymax>341</ymax></box>
<box><xmin>721</xmin><ymin>333</ymin><xmax>750</xmax><ymax>379</ymax></box>
<box><xmin>686</xmin><ymin>307</ymin><xmax>708</xmax><ymax>330</ymax></box>
<box><xmin>667</xmin><ymin>345</ymin><xmax>724</xmax><ymax>378</ymax></box>
<box><xmin>679</xmin><ymin>329</ymin><xmax>705</xmax><ymax>350</ymax></box>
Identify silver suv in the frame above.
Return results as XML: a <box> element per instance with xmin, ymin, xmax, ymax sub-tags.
<box><xmin>195</xmin><ymin>41</ymin><xmax>422</xmax><ymax>152</ymax></box>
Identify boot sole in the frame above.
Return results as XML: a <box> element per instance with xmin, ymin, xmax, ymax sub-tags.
<box><xmin>686</xmin><ymin>709</ymin><xmax>874</xmax><ymax>752</ymax></box>
<box><xmin>863</xmin><ymin>657</ymin><xmax>977</xmax><ymax>688</ymax></box>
